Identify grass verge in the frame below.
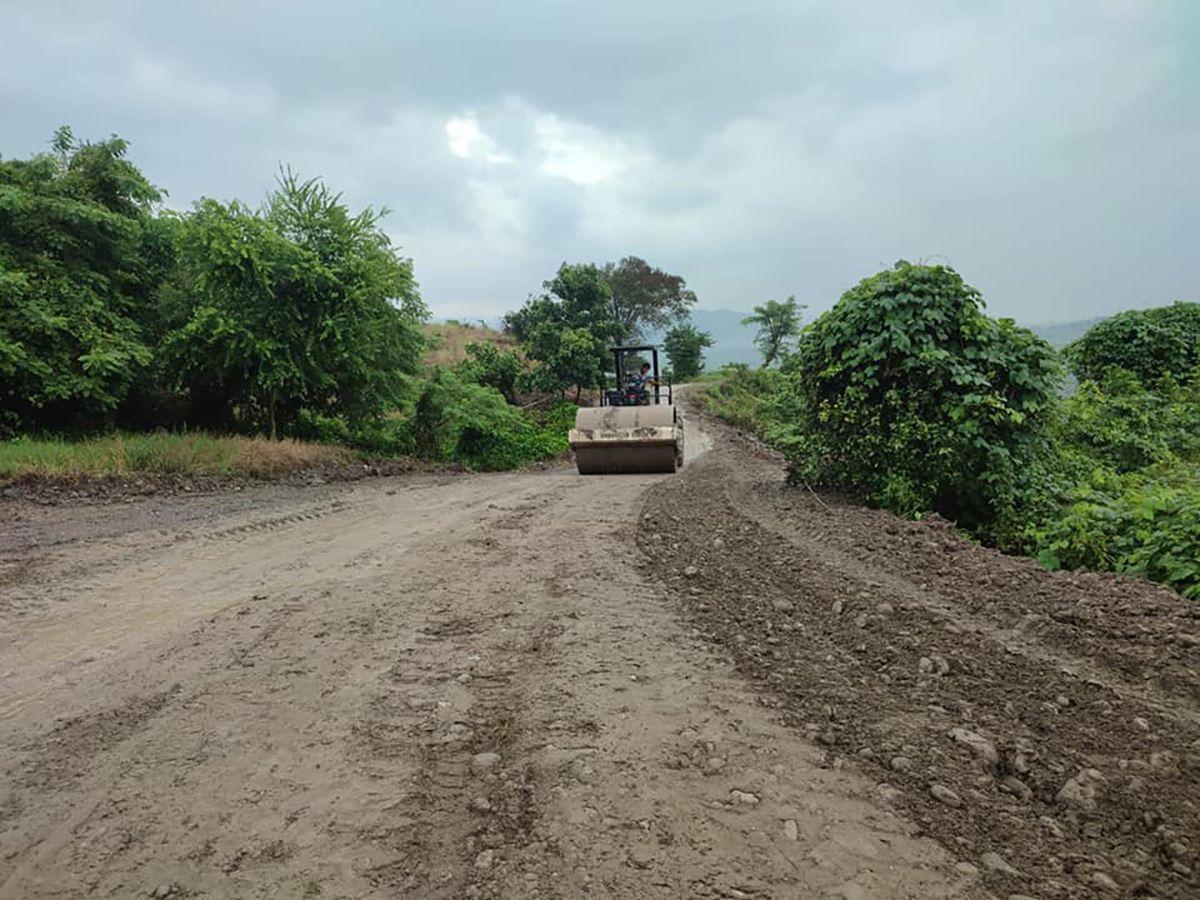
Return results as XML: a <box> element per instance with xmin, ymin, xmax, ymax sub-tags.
<box><xmin>0</xmin><ymin>433</ymin><xmax>354</xmax><ymax>483</ymax></box>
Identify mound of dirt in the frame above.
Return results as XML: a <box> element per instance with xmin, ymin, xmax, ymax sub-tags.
<box><xmin>640</xmin><ymin>414</ymin><xmax>1200</xmax><ymax>899</ymax></box>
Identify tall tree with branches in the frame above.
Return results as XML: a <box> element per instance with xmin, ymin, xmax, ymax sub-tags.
<box><xmin>601</xmin><ymin>256</ymin><xmax>697</xmax><ymax>339</ymax></box>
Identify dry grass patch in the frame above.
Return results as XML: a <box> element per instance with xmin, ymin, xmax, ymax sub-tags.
<box><xmin>0</xmin><ymin>433</ymin><xmax>352</xmax><ymax>483</ymax></box>
<box><xmin>422</xmin><ymin>321</ymin><xmax>515</xmax><ymax>367</ymax></box>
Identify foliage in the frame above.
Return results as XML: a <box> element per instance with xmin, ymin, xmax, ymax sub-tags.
<box><xmin>402</xmin><ymin>370</ymin><xmax>571</xmax><ymax>470</ymax></box>
<box><xmin>504</xmin><ymin>263</ymin><xmax>624</xmax><ymax>398</ymax></box>
<box><xmin>1050</xmin><ymin>370</ymin><xmax>1200</xmax><ymax>474</ymax></box>
<box><xmin>662</xmin><ymin>323</ymin><xmax>714</xmax><ymax>380</ymax></box>
<box><xmin>457</xmin><ymin>341</ymin><xmax>524</xmax><ymax>403</ymax></box>
<box><xmin>694</xmin><ymin>365</ymin><xmax>783</xmax><ymax>434</ymax></box>
<box><xmin>164</xmin><ymin>169</ymin><xmax>426</xmax><ymax>436</ymax></box>
<box><xmin>1031</xmin><ymin>468</ymin><xmax>1200</xmax><ymax>599</ymax></box>
<box><xmin>0</xmin><ymin>127</ymin><xmax>171</xmax><ymax>432</ymax></box>
<box><xmin>1019</xmin><ymin>370</ymin><xmax>1200</xmax><ymax>598</ymax></box>
<box><xmin>742</xmin><ymin>296</ymin><xmax>803</xmax><ymax>367</ymax></box>
<box><xmin>772</xmin><ymin>261</ymin><xmax>1062</xmax><ymax>533</ymax></box>
<box><xmin>1064</xmin><ymin>302</ymin><xmax>1200</xmax><ymax>385</ymax></box>
<box><xmin>601</xmin><ymin>256</ymin><xmax>697</xmax><ymax>339</ymax></box>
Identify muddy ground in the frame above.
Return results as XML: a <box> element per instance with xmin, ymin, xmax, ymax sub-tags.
<box><xmin>0</xmin><ymin>406</ymin><xmax>1196</xmax><ymax>898</ymax></box>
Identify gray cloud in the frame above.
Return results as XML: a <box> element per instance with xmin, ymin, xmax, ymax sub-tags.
<box><xmin>2</xmin><ymin>0</ymin><xmax>1196</xmax><ymax>322</ymax></box>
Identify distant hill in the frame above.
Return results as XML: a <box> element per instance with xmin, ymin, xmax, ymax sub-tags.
<box><xmin>1028</xmin><ymin>317</ymin><xmax>1106</xmax><ymax>347</ymax></box>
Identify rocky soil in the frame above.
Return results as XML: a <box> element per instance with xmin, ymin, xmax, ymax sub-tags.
<box><xmin>640</xmin><ymin>412</ymin><xmax>1200</xmax><ymax>899</ymax></box>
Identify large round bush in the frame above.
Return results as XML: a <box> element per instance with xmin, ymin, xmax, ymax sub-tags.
<box><xmin>771</xmin><ymin>261</ymin><xmax>1062</xmax><ymax>531</ymax></box>
<box><xmin>1065</xmin><ymin>302</ymin><xmax>1200</xmax><ymax>385</ymax></box>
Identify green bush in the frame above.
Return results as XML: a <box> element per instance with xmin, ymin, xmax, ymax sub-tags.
<box><xmin>1021</xmin><ymin>369</ymin><xmax>1200</xmax><ymax>598</ymax></box>
<box><xmin>402</xmin><ymin>370</ymin><xmax>571</xmax><ymax>470</ymax></box>
<box><xmin>662</xmin><ymin>323</ymin><xmax>714</xmax><ymax>380</ymax></box>
<box><xmin>1050</xmin><ymin>370</ymin><xmax>1200</xmax><ymax>474</ymax></box>
<box><xmin>772</xmin><ymin>261</ymin><xmax>1062</xmax><ymax>533</ymax></box>
<box><xmin>457</xmin><ymin>341</ymin><xmax>523</xmax><ymax>403</ymax></box>
<box><xmin>1032</xmin><ymin>468</ymin><xmax>1200</xmax><ymax>599</ymax></box>
<box><xmin>1065</xmin><ymin>302</ymin><xmax>1200</xmax><ymax>385</ymax></box>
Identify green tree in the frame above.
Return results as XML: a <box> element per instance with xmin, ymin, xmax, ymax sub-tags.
<box><xmin>742</xmin><ymin>296</ymin><xmax>803</xmax><ymax>367</ymax></box>
<box><xmin>601</xmin><ymin>256</ymin><xmax>696</xmax><ymax>339</ymax></box>
<box><xmin>504</xmin><ymin>263</ymin><xmax>624</xmax><ymax>398</ymax></box>
<box><xmin>663</xmin><ymin>322</ymin><xmax>714</xmax><ymax>380</ymax></box>
<box><xmin>0</xmin><ymin>127</ymin><xmax>170</xmax><ymax>431</ymax></box>
<box><xmin>164</xmin><ymin>169</ymin><xmax>426</xmax><ymax>436</ymax></box>
<box><xmin>1064</xmin><ymin>302</ymin><xmax>1200</xmax><ymax>385</ymax></box>
<box><xmin>771</xmin><ymin>261</ymin><xmax>1061</xmax><ymax>534</ymax></box>
<box><xmin>458</xmin><ymin>341</ymin><xmax>523</xmax><ymax>403</ymax></box>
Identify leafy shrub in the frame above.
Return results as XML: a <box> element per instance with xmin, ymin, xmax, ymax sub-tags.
<box><xmin>1065</xmin><ymin>302</ymin><xmax>1200</xmax><ymax>385</ymax></box>
<box><xmin>457</xmin><ymin>341</ymin><xmax>523</xmax><ymax>402</ymax></box>
<box><xmin>402</xmin><ymin>370</ymin><xmax>571</xmax><ymax>470</ymax></box>
<box><xmin>1032</xmin><ymin>468</ymin><xmax>1200</xmax><ymax>599</ymax></box>
<box><xmin>772</xmin><ymin>261</ymin><xmax>1062</xmax><ymax>532</ymax></box>
<box><xmin>1050</xmin><ymin>370</ymin><xmax>1200</xmax><ymax>474</ymax></box>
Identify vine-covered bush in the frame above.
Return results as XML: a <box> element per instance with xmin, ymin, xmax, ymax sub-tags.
<box><xmin>403</xmin><ymin>371</ymin><xmax>570</xmax><ymax>470</ymax></box>
<box><xmin>1032</xmin><ymin>470</ymin><xmax>1200</xmax><ymax>599</ymax></box>
<box><xmin>1065</xmin><ymin>302</ymin><xmax>1200</xmax><ymax>385</ymax></box>
<box><xmin>771</xmin><ymin>261</ymin><xmax>1062</xmax><ymax>533</ymax></box>
<box><xmin>1025</xmin><ymin>372</ymin><xmax>1200</xmax><ymax>598</ymax></box>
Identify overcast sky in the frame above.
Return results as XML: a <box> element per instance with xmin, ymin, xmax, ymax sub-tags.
<box><xmin>2</xmin><ymin>0</ymin><xmax>1196</xmax><ymax>323</ymax></box>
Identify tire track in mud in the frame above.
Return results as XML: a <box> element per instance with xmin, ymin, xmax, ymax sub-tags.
<box><xmin>354</xmin><ymin>605</ymin><xmax>564</xmax><ymax>898</ymax></box>
<box><xmin>3</xmin><ymin>442</ymin><xmax>967</xmax><ymax>898</ymax></box>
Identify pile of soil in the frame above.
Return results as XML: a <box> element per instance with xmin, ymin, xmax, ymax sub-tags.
<box><xmin>640</xmin><ymin>414</ymin><xmax>1200</xmax><ymax>899</ymax></box>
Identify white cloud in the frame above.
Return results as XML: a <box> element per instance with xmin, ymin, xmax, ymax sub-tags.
<box><xmin>444</xmin><ymin>115</ymin><xmax>511</xmax><ymax>163</ymax></box>
<box><xmin>533</xmin><ymin>114</ymin><xmax>639</xmax><ymax>186</ymax></box>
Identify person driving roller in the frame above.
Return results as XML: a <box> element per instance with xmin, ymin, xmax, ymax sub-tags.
<box><xmin>627</xmin><ymin>362</ymin><xmax>656</xmax><ymax>404</ymax></box>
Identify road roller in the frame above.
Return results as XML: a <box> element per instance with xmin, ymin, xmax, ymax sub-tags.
<box><xmin>569</xmin><ymin>345</ymin><xmax>684</xmax><ymax>474</ymax></box>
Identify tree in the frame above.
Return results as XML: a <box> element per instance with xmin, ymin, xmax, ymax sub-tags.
<box><xmin>769</xmin><ymin>261</ymin><xmax>1062</xmax><ymax>534</ymax></box>
<box><xmin>1065</xmin><ymin>302</ymin><xmax>1200</xmax><ymax>385</ymax></box>
<box><xmin>601</xmin><ymin>256</ymin><xmax>696</xmax><ymax>339</ymax></box>
<box><xmin>0</xmin><ymin>127</ymin><xmax>169</xmax><ymax>432</ymax></box>
<box><xmin>458</xmin><ymin>341</ymin><xmax>523</xmax><ymax>403</ymax></box>
<box><xmin>164</xmin><ymin>169</ymin><xmax>426</xmax><ymax>436</ymax></box>
<box><xmin>504</xmin><ymin>263</ymin><xmax>624</xmax><ymax>398</ymax></box>
<box><xmin>742</xmin><ymin>296</ymin><xmax>803</xmax><ymax>367</ymax></box>
<box><xmin>663</xmin><ymin>323</ymin><xmax>714</xmax><ymax>380</ymax></box>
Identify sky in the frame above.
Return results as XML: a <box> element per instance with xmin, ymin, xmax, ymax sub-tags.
<box><xmin>2</xmin><ymin>0</ymin><xmax>1197</xmax><ymax>324</ymax></box>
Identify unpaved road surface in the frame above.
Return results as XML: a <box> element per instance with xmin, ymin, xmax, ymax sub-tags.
<box><xmin>1</xmin><ymin>408</ymin><xmax>1197</xmax><ymax>899</ymax></box>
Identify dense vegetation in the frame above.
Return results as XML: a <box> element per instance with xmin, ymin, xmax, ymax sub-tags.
<box><xmin>0</xmin><ymin>130</ymin><xmax>578</xmax><ymax>475</ymax></box>
<box><xmin>698</xmin><ymin>264</ymin><xmax>1199</xmax><ymax>600</ymax></box>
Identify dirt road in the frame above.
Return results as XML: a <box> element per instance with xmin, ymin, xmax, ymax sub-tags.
<box><xmin>1</xmin><ymin>408</ymin><xmax>1197</xmax><ymax>898</ymax></box>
